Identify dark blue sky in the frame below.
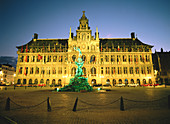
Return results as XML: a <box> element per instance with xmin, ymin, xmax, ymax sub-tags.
<box><xmin>0</xmin><ymin>0</ymin><xmax>170</xmax><ymax>57</ymax></box>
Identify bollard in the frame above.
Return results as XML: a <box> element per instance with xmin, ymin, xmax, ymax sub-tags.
<box><xmin>25</xmin><ymin>86</ymin><xmax>27</xmax><ymax>89</ymax></box>
<box><xmin>168</xmin><ymin>95</ymin><xmax>170</xmax><ymax>109</ymax></box>
<box><xmin>5</xmin><ymin>87</ymin><xmax>7</xmax><ymax>90</ymax></box>
<box><xmin>120</xmin><ymin>96</ymin><xmax>124</xmax><ymax>111</ymax></box>
<box><xmin>14</xmin><ymin>85</ymin><xmax>15</xmax><ymax>90</ymax></box>
<box><xmin>5</xmin><ymin>97</ymin><xmax>10</xmax><ymax>111</ymax></box>
<box><xmin>73</xmin><ymin>97</ymin><xmax>78</xmax><ymax>112</ymax></box>
<box><xmin>47</xmin><ymin>97</ymin><xmax>51</xmax><ymax>112</ymax></box>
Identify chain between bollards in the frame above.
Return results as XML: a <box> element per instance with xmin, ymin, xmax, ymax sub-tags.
<box><xmin>120</xmin><ymin>96</ymin><xmax>124</xmax><ymax>111</ymax></box>
<box><xmin>5</xmin><ymin>97</ymin><xmax>10</xmax><ymax>111</ymax></box>
<box><xmin>73</xmin><ymin>97</ymin><xmax>78</xmax><ymax>112</ymax></box>
<box><xmin>47</xmin><ymin>97</ymin><xmax>51</xmax><ymax>112</ymax></box>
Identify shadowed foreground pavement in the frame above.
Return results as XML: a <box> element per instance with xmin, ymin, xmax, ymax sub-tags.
<box><xmin>0</xmin><ymin>86</ymin><xmax>170</xmax><ymax>124</ymax></box>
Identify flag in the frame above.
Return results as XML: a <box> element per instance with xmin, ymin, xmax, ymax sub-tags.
<box><xmin>118</xmin><ymin>44</ymin><xmax>120</xmax><ymax>51</ymax></box>
<box><xmin>24</xmin><ymin>67</ymin><xmax>26</xmax><ymax>76</ymax></box>
<box><xmin>19</xmin><ymin>68</ymin><xmax>21</xmax><ymax>73</ymax></box>
<box><xmin>54</xmin><ymin>44</ymin><xmax>56</xmax><ymax>52</ymax></box>
<box><xmin>25</xmin><ymin>55</ymin><xmax>27</xmax><ymax>62</ymax></box>
<box><xmin>130</xmin><ymin>55</ymin><xmax>132</xmax><ymax>64</ymax></box>
<box><xmin>101</xmin><ymin>43</ymin><xmax>102</xmax><ymax>52</ymax></box>
<box><xmin>38</xmin><ymin>54</ymin><xmax>42</xmax><ymax>60</ymax></box>
<box><xmin>21</xmin><ymin>46</ymin><xmax>23</xmax><ymax>53</ymax></box>
<box><xmin>26</xmin><ymin>45</ymin><xmax>28</xmax><ymax>52</ymax></box>
<box><xmin>43</xmin><ymin>44</ymin><xmax>44</xmax><ymax>52</ymax></box>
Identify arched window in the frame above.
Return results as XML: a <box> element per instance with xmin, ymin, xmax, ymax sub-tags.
<box><xmin>46</xmin><ymin>79</ymin><xmax>50</xmax><ymax>85</ymax></box>
<box><xmin>71</xmin><ymin>67</ymin><xmax>76</xmax><ymax>76</ymax></box>
<box><xmin>106</xmin><ymin>79</ymin><xmax>110</xmax><ymax>84</ymax></box>
<box><xmin>137</xmin><ymin>79</ymin><xmax>140</xmax><ymax>85</ymax></box>
<box><xmin>119</xmin><ymin>79</ymin><xmax>122</xmax><ymax>84</ymax></box>
<box><xmin>81</xmin><ymin>55</ymin><xmax>86</xmax><ymax>62</ymax></box>
<box><xmin>91</xmin><ymin>67</ymin><xmax>96</xmax><ymax>76</ymax></box>
<box><xmin>23</xmin><ymin>79</ymin><xmax>26</xmax><ymax>84</ymax></box>
<box><xmin>40</xmin><ymin>79</ymin><xmax>44</xmax><ymax>84</ymax></box>
<box><xmin>52</xmin><ymin>79</ymin><xmax>56</xmax><ymax>84</ymax></box>
<box><xmin>17</xmin><ymin>79</ymin><xmax>21</xmax><ymax>84</ymax></box>
<box><xmin>131</xmin><ymin>79</ymin><xmax>134</xmax><ymax>84</ymax></box>
<box><xmin>143</xmin><ymin>79</ymin><xmax>146</xmax><ymax>84</ymax></box>
<box><xmin>58</xmin><ymin>79</ymin><xmax>62</xmax><ymax>86</ymax></box>
<box><xmin>112</xmin><ymin>79</ymin><xmax>116</xmax><ymax>86</ymax></box>
<box><xmin>29</xmin><ymin>79</ymin><xmax>32</xmax><ymax>84</ymax></box>
<box><xmin>82</xmin><ymin>67</ymin><xmax>86</xmax><ymax>76</ymax></box>
<box><xmin>34</xmin><ymin>79</ymin><xmax>38</xmax><ymax>84</ymax></box>
<box><xmin>90</xmin><ymin>55</ymin><xmax>96</xmax><ymax>63</ymax></box>
<box><xmin>91</xmin><ymin>79</ymin><xmax>96</xmax><ymax>85</ymax></box>
<box><xmin>72</xmin><ymin>55</ymin><xmax>76</xmax><ymax>62</ymax></box>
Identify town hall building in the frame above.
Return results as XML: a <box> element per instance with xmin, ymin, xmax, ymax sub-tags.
<box><xmin>15</xmin><ymin>11</ymin><xmax>155</xmax><ymax>86</ymax></box>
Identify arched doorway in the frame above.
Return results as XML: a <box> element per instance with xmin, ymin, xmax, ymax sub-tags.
<box><xmin>52</xmin><ymin>79</ymin><xmax>56</xmax><ymax>85</ymax></box>
<box><xmin>112</xmin><ymin>79</ymin><xmax>116</xmax><ymax>86</ymax></box>
<box><xmin>149</xmin><ymin>79</ymin><xmax>152</xmax><ymax>84</ymax></box>
<box><xmin>125</xmin><ymin>79</ymin><xmax>128</xmax><ymax>86</ymax></box>
<box><xmin>40</xmin><ymin>79</ymin><xmax>44</xmax><ymax>84</ymax></box>
<box><xmin>131</xmin><ymin>79</ymin><xmax>134</xmax><ymax>84</ymax></box>
<box><xmin>119</xmin><ymin>79</ymin><xmax>122</xmax><ymax>84</ymax></box>
<box><xmin>34</xmin><ymin>79</ymin><xmax>38</xmax><ymax>84</ymax></box>
<box><xmin>46</xmin><ymin>79</ymin><xmax>50</xmax><ymax>86</ymax></box>
<box><xmin>137</xmin><ymin>79</ymin><xmax>140</xmax><ymax>85</ymax></box>
<box><xmin>17</xmin><ymin>79</ymin><xmax>21</xmax><ymax>84</ymax></box>
<box><xmin>106</xmin><ymin>79</ymin><xmax>110</xmax><ymax>84</ymax></box>
<box><xmin>58</xmin><ymin>79</ymin><xmax>62</xmax><ymax>86</ymax></box>
<box><xmin>29</xmin><ymin>79</ymin><xmax>32</xmax><ymax>84</ymax></box>
<box><xmin>143</xmin><ymin>79</ymin><xmax>146</xmax><ymax>84</ymax></box>
<box><xmin>23</xmin><ymin>79</ymin><xmax>26</xmax><ymax>85</ymax></box>
<box><xmin>91</xmin><ymin>79</ymin><xmax>96</xmax><ymax>86</ymax></box>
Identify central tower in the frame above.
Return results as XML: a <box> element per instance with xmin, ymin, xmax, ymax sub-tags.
<box><xmin>68</xmin><ymin>11</ymin><xmax>100</xmax><ymax>52</ymax></box>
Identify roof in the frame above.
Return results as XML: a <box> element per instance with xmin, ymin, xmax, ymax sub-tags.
<box><xmin>16</xmin><ymin>37</ymin><xmax>153</xmax><ymax>50</ymax></box>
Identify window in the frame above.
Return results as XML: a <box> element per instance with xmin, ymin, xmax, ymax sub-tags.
<box><xmin>91</xmin><ymin>67</ymin><xmax>96</xmax><ymax>76</ymax></box>
<box><xmin>111</xmin><ymin>55</ymin><xmax>115</xmax><ymax>62</ymax></box>
<box><xmin>147</xmin><ymin>67</ymin><xmax>151</xmax><ymax>74</ymax></box>
<box><xmin>105</xmin><ymin>55</ymin><xmax>109</xmax><ymax>62</ymax></box>
<box><xmin>52</xmin><ymin>67</ymin><xmax>56</xmax><ymax>74</ymax></box>
<box><xmin>106</xmin><ymin>67</ymin><xmax>110</xmax><ymax>74</ymax></box>
<box><xmin>123</xmin><ymin>55</ymin><xmax>127</xmax><ymax>62</ymax></box>
<box><xmin>30</xmin><ymin>67</ymin><xmax>33</xmax><ymax>74</ymax></box>
<box><xmin>118</xmin><ymin>67</ymin><xmax>122</xmax><ymax>74</ymax></box>
<box><xmin>64</xmin><ymin>67</ymin><xmax>67</xmax><ymax>74</ymax></box>
<box><xmin>37</xmin><ymin>56</ymin><xmax>40</xmax><ymax>62</ymax></box>
<box><xmin>124</xmin><ymin>67</ymin><xmax>127</xmax><ymax>74</ymax></box>
<box><xmin>129</xmin><ymin>67</ymin><xmax>133</xmax><ymax>74</ymax></box>
<box><xmin>129</xmin><ymin>55</ymin><xmax>132</xmax><ymax>63</ymax></box>
<box><xmin>31</xmin><ymin>56</ymin><xmax>35</xmax><ymax>62</ymax></box>
<box><xmin>135</xmin><ymin>67</ymin><xmax>139</xmax><ymax>74</ymax></box>
<box><xmin>117</xmin><ymin>55</ymin><xmax>121</xmax><ymax>63</ymax></box>
<box><xmin>20</xmin><ymin>56</ymin><xmax>24</xmax><ymax>62</ymax></box>
<box><xmin>134</xmin><ymin>55</ymin><xmax>138</xmax><ymax>63</ymax></box>
<box><xmin>101</xmin><ymin>67</ymin><xmax>103</xmax><ymax>74</ymax></box>
<box><xmin>35</xmin><ymin>67</ymin><xmax>39</xmax><ymax>74</ymax></box>
<box><xmin>53</xmin><ymin>56</ymin><xmax>57</xmax><ymax>62</ymax></box>
<box><xmin>100</xmin><ymin>55</ymin><xmax>103</xmax><ymax>63</ymax></box>
<box><xmin>72</xmin><ymin>55</ymin><xmax>76</xmax><ymax>62</ymax></box>
<box><xmin>41</xmin><ymin>67</ymin><xmax>45</xmax><ymax>74</ymax></box>
<box><xmin>111</xmin><ymin>67</ymin><xmax>116</xmax><ymax>74</ymax></box>
<box><xmin>19</xmin><ymin>67</ymin><xmax>22</xmax><ymax>74</ymax></box>
<box><xmin>141</xmin><ymin>67</ymin><xmax>145</xmax><ymax>74</ymax></box>
<box><xmin>71</xmin><ymin>67</ymin><xmax>76</xmax><ymax>76</ymax></box>
<box><xmin>47</xmin><ymin>56</ymin><xmax>51</xmax><ymax>62</ymax></box>
<box><xmin>58</xmin><ymin>67</ymin><xmax>62</xmax><ymax>74</ymax></box>
<box><xmin>47</xmin><ymin>67</ymin><xmax>51</xmax><ymax>75</ymax></box>
<box><xmin>59</xmin><ymin>56</ymin><xmax>63</xmax><ymax>62</ymax></box>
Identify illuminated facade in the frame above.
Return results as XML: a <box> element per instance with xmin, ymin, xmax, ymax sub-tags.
<box><xmin>15</xmin><ymin>11</ymin><xmax>155</xmax><ymax>86</ymax></box>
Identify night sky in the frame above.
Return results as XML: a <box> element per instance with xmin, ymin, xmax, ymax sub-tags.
<box><xmin>0</xmin><ymin>0</ymin><xmax>170</xmax><ymax>57</ymax></box>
